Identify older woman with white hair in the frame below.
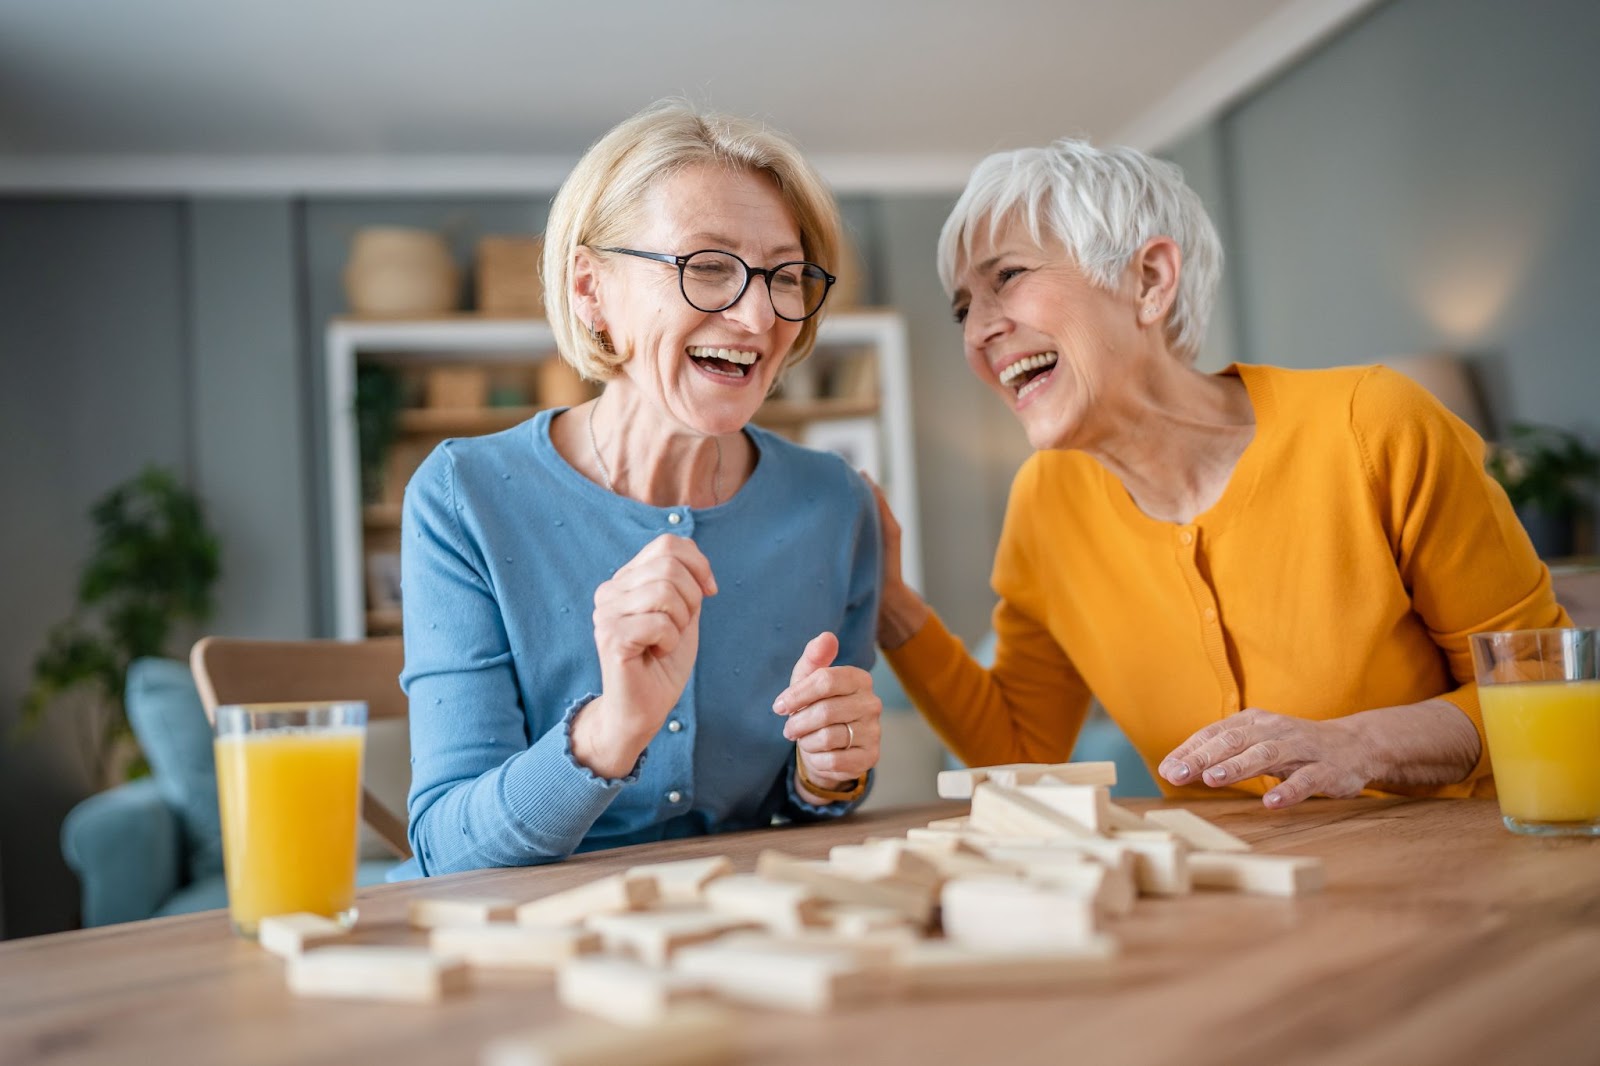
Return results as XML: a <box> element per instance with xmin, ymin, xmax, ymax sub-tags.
<box><xmin>866</xmin><ymin>137</ymin><xmax>1569</xmax><ymax>808</ymax></box>
<box><xmin>394</xmin><ymin>103</ymin><xmax>882</xmax><ymax>877</ymax></box>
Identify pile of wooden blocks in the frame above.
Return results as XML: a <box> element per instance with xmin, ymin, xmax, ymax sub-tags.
<box><xmin>259</xmin><ymin>761</ymin><xmax>1323</xmax><ymax>1065</ymax></box>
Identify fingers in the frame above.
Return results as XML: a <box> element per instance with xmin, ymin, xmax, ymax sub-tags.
<box><xmin>774</xmin><ymin>660</ymin><xmax>869</xmax><ymax>719</ymax></box>
<box><xmin>1194</xmin><ymin>739</ymin><xmax>1289</xmax><ymax>789</ymax></box>
<box><xmin>789</xmin><ymin>631</ymin><xmax>839</xmax><ymax>688</ymax></box>
<box><xmin>597</xmin><ymin>613</ymin><xmax>684</xmax><ymax>659</ymax></box>
<box><xmin>793</xmin><ymin>708</ymin><xmax>881</xmax><ymax>752</ymax></box>
<box><xmin>620</xmin><ymin>533</ymin><xmax>718</xmax><ymax>597</ymax></box>
<box><xmin>1159</xmin><ymin>721</ymin><xmax>1250</xmax><ymax>785</ymax></box>
<box><xmin>800</xmin><ymin>745</ymin><xmax>876</xmax><ymax>781</ymax></box>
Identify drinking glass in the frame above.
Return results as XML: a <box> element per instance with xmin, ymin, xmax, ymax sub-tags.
<box><xmin>1469</xmin><ymin>627</ymin><xmax>1600</xmax><ymax>836</ymax></box>
<box><xmin>213</xmin><ymin>702</ymin><xmax>367</xmax><ymax>936</ymax></box>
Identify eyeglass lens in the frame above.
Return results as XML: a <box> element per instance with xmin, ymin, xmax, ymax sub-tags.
<box><xmin>681</xmin><ymin>251</ymin><xmax>830</xmax><ymax>320</ymax></box>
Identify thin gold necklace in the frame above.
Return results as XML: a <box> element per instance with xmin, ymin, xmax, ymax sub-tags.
<box><xmin>587</xmin><ymin>395</ymin><xmax>723</xmax><ymax>506</ymax></box>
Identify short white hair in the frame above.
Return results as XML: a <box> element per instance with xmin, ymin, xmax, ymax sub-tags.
<box><xmin>937</xmin><ymin>138</ymin><xmax>1222</xmax><ymax>359</ymax></box>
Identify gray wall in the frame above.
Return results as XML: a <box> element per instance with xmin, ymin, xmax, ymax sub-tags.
<box><xmin>0</xmin><ymin>200</ymin><xmax>190</xmax><ymax>938</ymax></box>
<box><xmin>1215</xmin><ymin>0</ymin><xmax>1600</xmax><ymax>438</ymax></box>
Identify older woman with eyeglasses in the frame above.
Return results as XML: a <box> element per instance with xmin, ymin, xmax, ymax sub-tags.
<box><xmin>393</xmin><ymin>103</ymin><xmax>882</xmax><ymax>877</ymax></box>
<box><xmin>873</xmin><ymin>137</ymin><xmax>1569</xmax><ymax>810</ymax></box>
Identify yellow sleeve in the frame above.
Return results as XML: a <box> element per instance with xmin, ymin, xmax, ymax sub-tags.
<box><xmin>1352</xmin><ymin>367</ymin><xmax>1572</xmax><ymax>793</ymax></box>
<box><xmin>884</xmin><ymin>458</ymin><xmax>1093</xmax><ymax>766</ymax></box>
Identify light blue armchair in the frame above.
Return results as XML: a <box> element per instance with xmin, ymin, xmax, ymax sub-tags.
<box><xmin>60</xmin><ymin>658</ymin><xmax>392</xmax><ymax>928</ymax></box>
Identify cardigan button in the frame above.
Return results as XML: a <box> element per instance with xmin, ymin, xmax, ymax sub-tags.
<box><xmin>1179</xmin><ymin>529</ymin><xmax>1195</xmax><ymax>546</ymax></box>
<box><xmin>667</xmin><ymin>719</ymin><xmax>683</xmax><ymax>733</ymax></box>
<box><xmin>666</xmin><ymin>790</ymin><xmax>683</xmax><ymax>804</ymax></box>
<box><xmin>667</xmin><ymin>512</ymin><xmax>682</xmax><ymax>525</ymax></box>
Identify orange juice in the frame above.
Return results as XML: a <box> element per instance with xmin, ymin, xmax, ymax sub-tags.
<box><xmin>1480</xmin><ymin>679</ymin><xmax>1600</xmax><ymax>824</ymax></box>
<box><xmin>214</xmin><ymin>727</ymin><xmax>364</xmax><ymax>934</ymax></box>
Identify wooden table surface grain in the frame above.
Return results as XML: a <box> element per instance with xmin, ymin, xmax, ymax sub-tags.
<box><xmin>4</xmin><ymin>798</ymin><xmax>1599</xmax><ymax>1066</ymax></box>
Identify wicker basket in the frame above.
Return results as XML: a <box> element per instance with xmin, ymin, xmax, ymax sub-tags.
<box><xmin>476</xmin><ymin>235</ymin><xmax>544</xmax><ymax>316</ymax></box>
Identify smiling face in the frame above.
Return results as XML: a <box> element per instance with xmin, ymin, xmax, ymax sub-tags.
<box><xmin>950</xmin><ymin>215</ymin><xmax>1148</xmax><ymax>451</ymax></box>
<box><xmin>585</xmin><ymin>163</ymin><xmax>805</xmax><ymax>437</ymax></box>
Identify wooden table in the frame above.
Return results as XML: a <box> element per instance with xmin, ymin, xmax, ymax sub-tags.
<box><xmin>5</xmin><ymin>798</ymin><xmax>1600</xmax><ymax>1066</ymax></box>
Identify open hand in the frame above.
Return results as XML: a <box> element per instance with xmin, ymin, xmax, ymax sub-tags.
<box><xmin>1159</xmin><ymin>707</ymin><xmax>1372</xmax><ymax>809</ymax></box>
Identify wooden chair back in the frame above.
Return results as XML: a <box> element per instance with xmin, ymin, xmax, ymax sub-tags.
<box><xmin>189</xmin><ymin>636</ymin><xmax>411</xmax><ymax>860</ymax></box>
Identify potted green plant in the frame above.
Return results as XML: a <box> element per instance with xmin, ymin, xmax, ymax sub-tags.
<box><xmin>1486</xmin><ymin>423</ymin><xmax>1600</xmax><ymax>559</ymax></box>
<box><xmin>21</xmin><ymin>467</ymin><xmax>221</xmax><ymax>787</ymax></box>
<box><xmin>356</xmin><ymin>364</ymin><xmax>405</xmax><ymax>504</ymax></box>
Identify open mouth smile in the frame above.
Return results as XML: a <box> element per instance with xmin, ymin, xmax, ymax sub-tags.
<box><xmin>688</xmin><ymin>345</ymin><xmax>762</xmax><ymax>381</ymax></box>
<box><xmin>997</xmin><ymin>351</ymin><xmax>1059</xmax><ymax>401</ymax></box>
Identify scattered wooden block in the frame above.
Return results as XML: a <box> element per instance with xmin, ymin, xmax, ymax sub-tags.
<box><xmin>409</xmin><ymin>896</ymin><xmax>519</xmax><ymax>929</ymax></box>
<box><xmin>991</xmin><ymin>851</ymin><xmax>1136</xmax><ymax>918</ymax></box>
<box><xmin>1015</xmin><ymin>783</ymin><xmax>1113</xmax><ymax>833</ymax></box>
<box><xmin>1189</xmin><ymin>853</ymin><xmax>1324</xmax><ymax>897</ymax></box>
<box><xmin>969</xmin><ymin>784</ymin><xmax>1097</xmax><ymax>840</ymax></box>
<box><xmin>702</xmin><ymin>874</ymin><xmax>828</xmax><ymax>935</ymax></box>
<box><xmin>672</xmin><ymin>941</ymin><xmax>879</xmax><ymax>1012</ymax></box>
<box><xmin>986</xmin><ymin>762</ymin><xmax>1117</xmax><ymax>789</ymax></box>
<box><xmin>482</xmin><ymin>1003</ymin><xmax>740</xmax><ymax>1066</ymax></box>
<box><xmin>257</xmin><ymin>912</ymin><xmax>350</xmax><ymax>958</ymax></box>
<box><xmin>712</xmin><ymin>928</ymin><xmax>914</xmax><ymax>971</ymax></box>
<box><xmin>923</xmin><ymin>815</ymin><xmax>972</xmax><ymax>832</ymax></box>
<box><xmin>898</xmin><ymin>842</ymin><xmax>1022</xmax><ymax>882</ymax></box>
<box><xmin>824</xmin><ymin>903</ymin><xmax>918</xmax><ymax>938</ymax></box>
<box><xmin>827</xmin><ymin>842</ymin><xmax>943</xmax><ymax>887</ymax></box>
<box><xmin>1104</xmin><ymin>801</ymin><xmax>1151</xmax><ymax>832</ymax></box>
<box><xmin>516</xmin><ymin>874</ymin><xmax>658</xmax><ymax>927</ymax></box>
<box><xmin>286</xmin><ymin>946</ymin><xmax>469</xmax><ymax>1003</ymax></box>
<box><xmin>1090</xmin><ymin>836</ymin><xmax>1191</xmax><ymax>896</ymax></box>
<box><xmin>556</xmin><ymin>956</ymin><xmax>713</xmax><ymax>1026</ymax></box>
<box><xmin>756</xmin><ymin>851</ymin><xmax>936</xmax><ymax>926</ymax></box>
<box><xmin>431</xmin><ymin>923</ymin><xmax>601</xmax><ymax>969</ymax></box>
<box><xmin>937</xmin><ymin>764</ymin><xmax>1052</xmax><ymax>799</ymax></box>
<box><xmin>1143</xmin><ymin>808</ymin><xmax>1252</xmax><ymax>853</ymax></box>
<box><xmin>625</xmin><ymin>856</ymin><xmax>733</xmax><ymax>905</ymax></box>
<box><xmin>940</xmin><ymin>878</ymin><xmax>1101</xmax><ymax>951</ymax></box>
<box><xmin>899</xmin><ymin>940</ymin><xmax>1117</xmax><ymax>995</ymax></box>
<box><xmin>586</xmin><ymin>910</ymin><xmax>758</xmax><ymax>968</ymax></box>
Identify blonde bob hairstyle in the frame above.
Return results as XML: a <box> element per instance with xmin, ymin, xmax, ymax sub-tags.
<box><xmin>543</xmin><ymin>102</ymin><xmax>842</xmax><ymax>382</ymax></box>
<box><xmin>937</xmin><ymin>138</ymin><xmax>1223</xmax><ymax>360</ymax></box>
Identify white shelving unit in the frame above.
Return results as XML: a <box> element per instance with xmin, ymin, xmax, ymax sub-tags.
<box><xmin>326</xmin><ymin>312</ymin><xmax>922</xmax><ymax>639</ymax></box>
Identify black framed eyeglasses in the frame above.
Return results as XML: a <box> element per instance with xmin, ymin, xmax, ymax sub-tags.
<box><xmin>599</xmin><ymin>247</ymin><xmax>836</xmax><ymax>322</ymax></box>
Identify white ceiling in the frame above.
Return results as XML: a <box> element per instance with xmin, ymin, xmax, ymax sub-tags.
<box><xmin>0</xmin><ymin>0</ymin><xmax>1377</xmax><ymax>194</ymax></box>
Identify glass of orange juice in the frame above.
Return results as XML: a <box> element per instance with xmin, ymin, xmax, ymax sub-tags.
<box><xmin>213</xmin><ymin>702</ymin><xmax>367</xmax><ymax>936</ymax></box>
<box><xmin>1470</xmin><ymin>627</ymin><xmax>1600</xmax><ymax>837</ymax></box>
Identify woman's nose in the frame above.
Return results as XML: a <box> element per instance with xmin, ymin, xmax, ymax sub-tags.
<box><xmin>721</xmin><ymin>280</ymin><xmax>776</xmax><ymax>332</ymax></box>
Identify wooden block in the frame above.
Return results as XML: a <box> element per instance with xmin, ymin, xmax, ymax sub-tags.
<box><xmin>1143</xmin><ymin>808</ymin><xmax>1252</xmax><ymax>853</ymax></box>
<box><xmin>940</xmin><ymin>878</ymin><xmax>1101</xmax><ymax>951</ymax></box>
<box><xmin>556</xmin><ymin>956</ymin><xmax>712</xmax><ymax>1027</ymax></box>
<box><xmin>257</xmin><ymin>913</ymin><xmax>350</xmax><ymax>958</ymax></box>
<box><xmin>672</xmin><ymin>941</ymin><xmax>878</xmax><ymax>1012</ymax></box>
<box><xmin>1014</xmin><ymin>783</ymin><xmax>1113</xmax><ymax>834</ymax></box>
<box><xmin>516</xmin><ymin>874</ymin><xmax>658</xmax><ymax>927</ymax></box>
<box><xmin>712</xmin><ymin>928</ymin><xmax>914</xmax><ymax>971</ymax></box>
<box><xmin>900</xmin><ymin>940</ymin><xmax>1117</xmax><ymax>995</ymax></box>
<box><xmin>906</xmin><ymin>826</ymin><xmax>1062</xmax><ymax>849</ymax></box>
<box><xmin>702</xmin><ymin>874</ymin><xmax>828</xmax><ymax>935</ymax></box>
<box><xmin>1189</xmin><ymin>853</ymin><xmax>1324</xmax><ymax>897</ymax></box>
<box><xmin>969</xmin><ymin>784</ymin><xmax>1097</xmax><ymax>840</ymax></box>
<box><xmin>287</xmin><ymin>946</ymin><xmax>469</xmax><ymax>1003</ymax></box>
<box><xmin>989</xmin><ymin>851</ymin><xmax>1136</xmax><ymax>918</ymax></box>
<box><xmin>482</xmin><ymin>1003</ymin><xmax>740</xmax><ymax>1066</ymax></box>
<box><xmin>936</xmin><ymin>764</ymin><xmax>1050</xmax><ymax>799</ymax></box>
<box><xmin>982</xmin><ymin>835</ymin><xmax>1189</xmax><ymax>897</ymax></box>
<box><xmin>985</xmin><ymin>762</ymin><xmax>1118</xmax><ymax>789</ymax></box>
<box><xmin>1104</xmin><ymin>801</ymin><xmax>1151</xmax><ymax>832</ymax></box>
<box><xmin>431</xmin><ymin>923</ymin><xmax>601</xmax><ymax>969</ymax></box>
<box><xmin>827</xmin><ymin>842</ymin><xmax>943</xmax><ymax>886</ymax></box>
<box><xmin>897</xmin><ymin>843</ymin><xmax>1022</xmax><ymax>882</ymax></box>
<box><xmin>586</xmin><ymin>910</ymin><xmax>757</xmax><ymax>968</ymax></box>
<box><xmin>756</xmin><ymin>850</ymin><xmax>936</xmax><ymax>926</ymax></box>
<box><xmin>825</xmin><ymin>903</ymin><xmax>918</xmax><ymax>938</ymax></box>
<box><xmin>408</xmin><ymin>896</ymin><xmax>519</xmax><ymax>928</ymax></box>
<box><xmin>625</xmin><ymin>856</ymin><xmax>733</xmax><ymax>905</ymax></box>
<box><xmin>923</xmin><ymin>815</ymin><xmax>972</xmax><ymax>832</ymax></box>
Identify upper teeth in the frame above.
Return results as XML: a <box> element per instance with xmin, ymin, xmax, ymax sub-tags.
<box><xmin>998</xmin><ymin>352</ymin><xmax>1058</xmax><ymax>387</ymax></box>
<box><xmin>688</xmin><ymin>346</ymin><xmax>758</xmax><ymax>365</ymax></box>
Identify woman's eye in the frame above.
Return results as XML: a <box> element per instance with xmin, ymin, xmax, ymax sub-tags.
<box><xmin>997</xmin><ymin>267</ymin><xmax>1025</xmax><ymax>285</ymax></box>
<box><xmin>952</xmin><ymin>307</ymin><xmax>969</xmax><ymax>324</ymax></box>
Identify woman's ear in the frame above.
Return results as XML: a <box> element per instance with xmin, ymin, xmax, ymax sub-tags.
<box><xmin>571</xmin><ymin>246</ymin><xmax>604</xmax><ymax>331</ymax></box>
<box><xmin>1134</xmin><ymin>236</ymin><xmax>1182</xmax><ymax>326</ymax></box>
